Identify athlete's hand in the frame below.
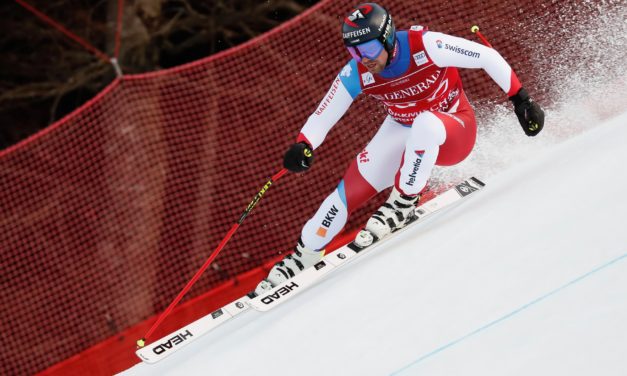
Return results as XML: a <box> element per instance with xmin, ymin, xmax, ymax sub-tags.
<box><xmin>510</xmin><ymin>88</ymin><xmax>545</xmax><ymax>137</ymax></box>
<box><xmin>283</xmin><ymin>142</ymin><xmax>314</xmax><ymax>173</ymax></box>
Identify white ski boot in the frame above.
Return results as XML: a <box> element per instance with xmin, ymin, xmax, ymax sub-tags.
<box><xmin>356</xmin><ymin>187</ymin><xmax>420</xmax><ymax>247</ymax></box>
<box><xmin>254</xmin><ymin>238</ymin><xmax>324</xmax><ymax>296</ymax></box>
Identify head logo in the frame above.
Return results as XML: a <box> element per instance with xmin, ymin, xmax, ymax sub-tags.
<box><xmin>436</xmin><ymin>39</ymin><xmax>443</xmax><ymax>48</ymax></box>
<box><xmin>380</xmin><ymin>15</ymin><xmax>393</xmax><ymax>38</ymax></box>
<box><xmin>261</xmin><ymin>282</ymin><xmax>299</xmax><ymax>305</ymax></box>
<box><xmin>345</xmin><ymin>5</ymin><xmax>373</xmax><ymax>27</ymax></box>
<box><xmin>153</xmin><ymin>330</ymin><xmax>194</xmax><ymax>355</ymax></box>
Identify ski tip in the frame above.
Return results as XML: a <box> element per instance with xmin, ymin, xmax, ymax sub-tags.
<box><xmin>470</xmin><ymin>177</ymin><xmax>486</xmax><ymax>187</ymax></box>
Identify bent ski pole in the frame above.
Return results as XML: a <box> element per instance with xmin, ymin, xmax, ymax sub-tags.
<box><xmin>137</xmin><ymin>168</ymin><xmax>288</xmax><ymax>348</ymax></box>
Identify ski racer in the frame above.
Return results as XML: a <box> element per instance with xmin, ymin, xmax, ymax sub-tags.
<box><xmin>255</xmin><ymin>2</ymin><xmax>544</xmax><ymax>295</ymax></box>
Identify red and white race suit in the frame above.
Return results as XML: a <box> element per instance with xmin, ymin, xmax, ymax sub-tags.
<box><xmin>297</xmin><ymin>26</ymin><xmax>522</xmax><ymax>250</ymax></box>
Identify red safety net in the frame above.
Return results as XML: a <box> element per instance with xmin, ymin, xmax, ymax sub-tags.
<box><xmin>0</xmin><ymin>0</ymin><xmax>616</xmax><ymax>373</ymax></box>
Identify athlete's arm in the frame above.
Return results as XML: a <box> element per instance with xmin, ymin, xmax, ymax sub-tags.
<box><xmin>297</xmin><ymin>60</ymin><xmax>362</xmax><ymax>149</ymax></box>
<box><xmin>423</xmin><ymin>31</ymin><xmax>544</xmax><ymax>136</ymax></box>
<box><xmin>422</xmin><ymin>31</ymin><xmax>522</xmax><ymax>96</ymax></box>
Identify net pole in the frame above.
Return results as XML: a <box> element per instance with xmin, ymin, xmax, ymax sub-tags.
<box><xmin>113</xmin><ymin>0</ymin><xmax>125</xmax><ymax>58</ymax></box>
<box><xmin>13</xmin><ymin>0</ymin><xmax>111</xmax><ymax>63</ymax></box>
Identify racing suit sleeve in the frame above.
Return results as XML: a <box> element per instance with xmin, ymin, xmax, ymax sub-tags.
<box><xmin>422</xmin><ymin>31</ymin><xmax>522</xmax><ymax>96</ymax></box>
<box><xmin>297</xmin><ymin>60</ymin><xmax>362</xmax><ymax>149</ymax></box>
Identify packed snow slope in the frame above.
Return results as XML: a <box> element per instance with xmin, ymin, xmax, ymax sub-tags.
<box><xmin>123</xmin><ymin>110</ymin><xmax>627</xmax><ymax>375</ymax></box>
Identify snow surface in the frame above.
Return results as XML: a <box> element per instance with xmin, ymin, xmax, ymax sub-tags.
<box><xmin>122</xmin><ymin>110</ymin><xmax>627</xmax><ymax>375</ymax></box>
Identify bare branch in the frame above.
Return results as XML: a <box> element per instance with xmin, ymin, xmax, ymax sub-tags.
<box><xmin>0</xmin><ymin>0</ymin><xmax>319</xmax><ymax>147</ymax></box>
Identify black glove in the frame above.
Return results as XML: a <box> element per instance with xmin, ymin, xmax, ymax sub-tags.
<box><xmin>283</xmin><ymin>142</ymin><xmax>314</xmax><ymax>173</ymax></box>
<box><xmin>509</xmin><ymin>88</ymin><xmax>545</xmax><ymax>137</ymax></box>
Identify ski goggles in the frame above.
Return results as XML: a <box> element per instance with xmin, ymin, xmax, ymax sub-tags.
<box><xmin>347</xmin><ymin>39</ymin><xmax>384</xmax><ymax>62</ymax></box>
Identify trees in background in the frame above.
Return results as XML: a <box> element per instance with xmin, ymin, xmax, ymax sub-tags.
<box><xmin>0</xmin><ymin>0</ymin><xmax>318</xmax><ymax>148</ymax></box>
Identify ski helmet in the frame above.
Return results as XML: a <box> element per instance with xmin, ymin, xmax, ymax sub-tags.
<box><xmin>342</xmin><ymin>3</ymin><xmax>396</xmax><ymax>57</ymax></box>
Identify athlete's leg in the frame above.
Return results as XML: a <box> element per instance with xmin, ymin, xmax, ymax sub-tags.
<box><xmin>365</xmin><ymin>93</ymin><xmax>478</xmax><ymax>240</ymax></box>
<box><xmin>300</xmin><ymin>115</ymin><xmax>411</xmax><ymax>250</ymax></box>
<box><xmin>397</xmin><ymin>92</ymin><xmax>478</xmax><ymax>195</ymax></box>
<box><xmin>395</xmin><ymin>111</ymin><xmax>447</xmax><ymax>196</ymax></box>
<box><xmin>434</xmin><ymin>92</ymin><xmax>477</xmax><ymax>166</ymax></box>
<box><xmin>361</xmin><ymin>111</ymin><xmax>445</xmax><ymax>239</ymax></box>
<box><xmin>255</xmin><ymin>116</ymin><xmax>410</xmax><ymax>293</ymax></box>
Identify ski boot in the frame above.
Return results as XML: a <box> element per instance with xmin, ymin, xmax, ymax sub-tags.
<box><xmin>253</xmin><ymin>237</ymin><xmax>324</xmax><ymax>296</ymax></box>
<box><xmin>354</xmin><ymin>187</ymin><xmax>420</xmax><ymax>248</ymax></box>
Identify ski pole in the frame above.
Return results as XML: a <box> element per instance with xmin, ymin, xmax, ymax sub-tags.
<box><xmin>137</xmin><ymin>168</ymin><xmax>288</xmax><ymax>348</ymax></box>
<box><xmin>471</xmin><ymin>25</ymin><xmax>493</xmax><ymax>48</ymax></box>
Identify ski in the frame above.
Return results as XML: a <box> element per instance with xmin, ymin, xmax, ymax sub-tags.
<box><xmin>349</xmin><ymin>176</ymin><xmax>485</xmax><ymax>251</ymax></box>
<box><xmin>136</xmin><ymin>176</ymin><xmax>484</xmax><ymax>363</ymax></box>
<box><xmin>135</xmin><ymin>295</ymin><xmax>251</xmax><ymax>363</ymax></box>
<box><xmin>248</xmin><ymin>176</ymin><xmax>485</xmax><ymax>311</ymax></box>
